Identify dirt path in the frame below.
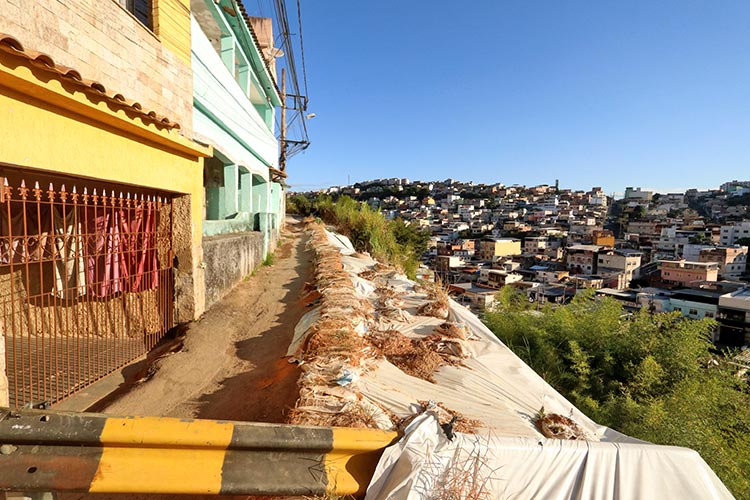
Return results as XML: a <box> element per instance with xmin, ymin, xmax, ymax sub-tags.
<box><xmin>95</xmin><ymin>220</ymin><xmax>312</xmax><ymax>423</ymax></box>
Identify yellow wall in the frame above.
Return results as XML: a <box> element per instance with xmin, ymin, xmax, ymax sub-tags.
<box><xmin>0</xmin><ymin>94</ymin><xmax>204</xmax><ymax>245</ymax></box>
<box><xmin>0</xmin><ymin>50</ymin><xmax>209</xmax><ymax>318</ymax></box>
<box><xmin>0</xmin><ymin>53</ymin><xmax>207</xmax><ymax>242</ymax></box>
<box><xmin>154</xmin><ymin>0</ymin><xmax>192</xmax><ymax>65</ymax></box>
<box><xmin>488</xmin><ymin>240</ymin><xmax>522</xmax><ymax>257</ymax></box>
<box><xmin>593</xmin><ymin>234</ymin><xmax>616</xmax><ymax>247</ymax></box>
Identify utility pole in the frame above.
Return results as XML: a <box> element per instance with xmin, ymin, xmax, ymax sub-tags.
<box><xmin>279</xmin><ymin>67</ymin><xmax>287</xmax><ymax>172</ymax></box>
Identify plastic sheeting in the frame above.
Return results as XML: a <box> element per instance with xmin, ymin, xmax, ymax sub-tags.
<box><xmin>367</xmin><ymin>412</ymin><xmax>733</xmax><ymax>500</ymax></box>
<box><xmin>297</xmin><ymin>228</ymin><xmax>734</xmax><ymax>499</ymax></box>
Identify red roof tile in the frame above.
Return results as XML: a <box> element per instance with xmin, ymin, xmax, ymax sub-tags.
<box><xmin>0</xmin><ymin>33</ymin><xmax>181</xmax><ymax>130</ymax></box>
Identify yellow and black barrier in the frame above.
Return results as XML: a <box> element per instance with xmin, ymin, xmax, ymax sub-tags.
<box><xmin>0</xmin><ymin>407</ymin><xmax>400</xmax><ymax>496</ymax></box>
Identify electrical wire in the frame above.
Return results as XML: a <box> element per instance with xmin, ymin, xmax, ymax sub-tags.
<box><xmin>296</xmin><ymin>0</ymin><xmax>309</xmax><ymax>98</ymax></box>
<box><xmin>239</xmin><ymin>0</ymin><xmax>310</xmax><ymax>157</ymax></box>
<box><xmin>270</xmin><ymin>0</ymin><xmax>309</xmax><ymax>156</ymax></box>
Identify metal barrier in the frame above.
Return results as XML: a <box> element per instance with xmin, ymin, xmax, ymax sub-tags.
<box><xmin>0</xmin><ymin>408</ymin><xmax>399</xmax><ymax>496</ymax></box>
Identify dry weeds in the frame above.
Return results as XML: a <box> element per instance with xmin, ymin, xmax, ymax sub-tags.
<box><xmin>417</xmin><ymin>401</ymin><xmax>483</xmax><ymax>434</ymax></box>
<box><xmin>435</xmin><ymin>321</ymin><xmax>470</xmax><ymax>340</ymax></box>
<box><xmin>535</xmin><ymin>412</ymin><xmax>589</xmax><ymax>440</ymax></box>
<box><xmin>424</xmin><ymin>443</ymin><xmax>497</xmax><ymax>500</ymax></box>
<box><xmin>368</xmin><ymin>329</ymin><xmax>445</xmax><ymax>383</ymax></box>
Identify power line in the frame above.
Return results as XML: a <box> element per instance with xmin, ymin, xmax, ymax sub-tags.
<box><xmin>241</xmin><ymin>0</ymin><xmax>309</xmax><ymax>159</ymax></box>
<box><xmin>270</xmin><ymin>0</ymin><xmax>309</xmax><ymax>157</ymax></box>
<box><xmin>296</xmin><ymin>0</ymin><xmax>309</xmax><ymax>98</ymax></box>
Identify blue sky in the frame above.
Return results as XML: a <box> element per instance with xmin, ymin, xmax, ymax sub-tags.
<box><xmin>286</xmin><ymin>1</ymin><xmax>750</xmax><ymax>194</ymax></box>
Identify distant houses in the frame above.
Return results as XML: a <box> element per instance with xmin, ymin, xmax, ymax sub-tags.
<box><xmin>305</xmin><ymin>176</ymin><xmax>750</xmax><ymax>346</ymax></box>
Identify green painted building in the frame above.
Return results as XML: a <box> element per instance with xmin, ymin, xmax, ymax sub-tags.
<box><xmin>191</xmin><ymin>0</ymin><xmax>285</xmax><ymax>255</ymax></box>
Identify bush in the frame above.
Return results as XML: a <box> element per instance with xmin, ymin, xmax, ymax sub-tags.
<box><xmin>484</xmin><ymin>289</ymin><xmax>750</xmax><ymax>498</ymax></box>
<box><xmin>289</xmin><ymin>194</ymin><xmax>428</xmax><ymax>279</ymax></box>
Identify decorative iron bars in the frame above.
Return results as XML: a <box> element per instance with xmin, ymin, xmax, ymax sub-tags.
<box><xmin>0</xmin><ymin>174</ymin><xmax>174</xmax><ymax>407</ymax></box>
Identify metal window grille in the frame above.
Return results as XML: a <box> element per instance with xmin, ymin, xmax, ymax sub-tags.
<box><xmin>0</xmin><ymin>171</ymin><xmax>174</xmax><ymax>408</ymax></box>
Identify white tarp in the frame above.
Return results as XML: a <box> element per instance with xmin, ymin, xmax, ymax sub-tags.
<box><xmin>366</xmin><ymin>412</ymin><xmax>733</xmax><ymax>500</ymax></box>
<box><xmin>300</xmin><ymin>229</ymin><xmax>734</xmax><ymax>499</ymax></box>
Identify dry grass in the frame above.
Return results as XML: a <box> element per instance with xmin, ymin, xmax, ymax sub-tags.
<box><xmin>425</xmin><ymin>444</ymin><xmax>497</xmax><ymax>500</ymax></box>
<box><xmin>435</xmin><ymin>321</ymin><xmax>470</xmax><ymax>340</ymax></box>
<box><xmin>417</xmin><ymin>300</ymin><xmax>450</xmax><ymax>320</ymax></box>
<box><xmin>417</xmin><ymin>401</ymin><xmax>483</xmax><ymax>434</ymax></box>
<box><xmin>358</xmin><ymin>268</ymin><xmax>379</xmax><ymax>281</ymax></box>
<box><xmin>421</xmin><ymin>334</ymin><xmax>469</xmax><ymax>365</ymax></box>
<box><xmin>368</xmin><ymin>329</ymin><xmax>445</xmax><ymax>383</ymax></box>
<box><xmin>417</xmin><ymin>279</ymin><xmax>451</xmax><ymax>319</ymax></box>
<box><xmin>290</xmin><ymin>222</ymin><xmax>396</xmax><ymax>429</ymax></box>
<box><xmin>535</xmin><ymin>412</ymin><xmax>589</xmax><ymax>440</ymax></box>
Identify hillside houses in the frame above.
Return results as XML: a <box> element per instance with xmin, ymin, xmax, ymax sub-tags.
<box><xmin>306</xmin><ymin>177</ymin><xmax>750</xmax><ymax>345</ymax></box>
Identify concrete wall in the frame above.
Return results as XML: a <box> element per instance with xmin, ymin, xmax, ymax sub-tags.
<box><xmin>0</xmin><ymin>0</ymin><xmax>193</xmax><ymax>136</ymax></box>
<box><xmin>668</xmin><ymin>299</ymin><xmax>717</xmax><ymax>320</ymax></box>
<box><xmin>202</xmin><ymin>231</ymin><xmax>264</xmax><ymax>310</ymax></box>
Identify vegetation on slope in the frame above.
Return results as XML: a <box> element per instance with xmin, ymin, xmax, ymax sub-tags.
<box><xmin>484</xmin><ymin>287</ymin><xmax>750</xmax><ymax>499</ymax></box>
<box><xmin>288</xmin><ymin>194</ymin><xmax>429</xmax><ymax>279</ymax></box>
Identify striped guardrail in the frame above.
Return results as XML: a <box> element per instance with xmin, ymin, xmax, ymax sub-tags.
<box><xmin>0</xmin><ymin>408</ymin><xmax>399</xmax><ymax>496</ymax></box>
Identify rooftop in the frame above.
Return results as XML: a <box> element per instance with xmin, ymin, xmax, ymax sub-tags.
<box><xmin>726</xmin><ymin>288</ymin><xmax>750</xmax><ymax>300</ymax></box>
<box><xmin>0</xmin><ymin>33</ymin><xmax>181</xmax><ymax>130</ymax></box>
<box><xmin>597</xmin><ymin>288</ymin><xmax>638</xmax><ymax>300</ymax></box>
<box><xmin>568</xmin><ymin>244</ymin><xmax>605</xmax><ymax>252</ymax></box>
<box><xmin>670</xmin><ymin>289</ymin><xmax>723</xmax><ymax>304</ymax></box>
<box><xmin>450</xmin><ymin>283</ymin><xmax>498</xmax><ymax>294</ymax></box>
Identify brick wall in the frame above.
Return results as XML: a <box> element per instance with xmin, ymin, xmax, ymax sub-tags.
<box><xmin>0</xmin><ymin>0</ymin><xmax>193</xmax><ymax>136</ymax></box>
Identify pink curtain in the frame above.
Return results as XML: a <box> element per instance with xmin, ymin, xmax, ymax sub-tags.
<box><xmin>119</xmin><ymin>201</ymin><xmax>158</xmax><ymax>292</ymax></box>
<box><xmin>84</xmin><ymin>208</ymin><xmax>125</xmax><ymax>297</ymax></box>
<box><xmin>84</xmin><ymin>201</ymin><xmax>159</xmax><ymax>298</ymax></box>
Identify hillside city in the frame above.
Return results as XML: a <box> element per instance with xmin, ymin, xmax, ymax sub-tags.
<box><xmin>312</xmin><ymin>178</ymin><xmax>750</xmax><ymax>347</ymax></box>
<box><xmin>2</xmin><ymin>1</ymin><xmax>749</xmax><ymax>498</ymax></box>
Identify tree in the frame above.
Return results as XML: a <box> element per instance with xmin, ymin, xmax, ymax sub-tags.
<box><xmin>630</xmin><ymin>205</ymin><xmax>647</xmax><ymax>220</ymax></box>
<box><xmin>689</xmin><ymin>232</ymin><xmax>712</xmax><ymax>245</ymax></box>
<box><xmin>484</xmin><ymin>289</ymin><xmax>750</xmax><ymax>498</ymax></box>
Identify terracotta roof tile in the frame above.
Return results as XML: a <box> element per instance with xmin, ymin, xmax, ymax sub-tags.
<box><xmin>0</xmin><ymin>33</ymin><xmax>181</xmax><ymax>130</ymax></box>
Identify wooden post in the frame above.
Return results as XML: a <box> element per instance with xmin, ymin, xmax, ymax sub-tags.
<box><xmin>279</xmin><ymin>67</ymin><xmax>287</xmax><ymax>173</ymax></box>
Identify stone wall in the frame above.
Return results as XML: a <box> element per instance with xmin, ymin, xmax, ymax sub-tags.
<box><xmin>0</xmin><ymin>0</ymin><xmax>193</xmax><ymax>135</ymax></box>
<box><xmin>202</xmin><ymin>231</ymin><xmax>264</xmax><ymax>310</ymax></box>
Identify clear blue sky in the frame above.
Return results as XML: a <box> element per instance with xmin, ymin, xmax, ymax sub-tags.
<box><xmin>287</xmin><ymin>1</ymin><xmax>750</xmax><ymax>194</ymax></box>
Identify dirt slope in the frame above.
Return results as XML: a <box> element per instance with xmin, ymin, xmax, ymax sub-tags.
<box><xmin>95</xmin><ymin>220</ymin><xmax>312</xmax><ymax>422</ymax></box>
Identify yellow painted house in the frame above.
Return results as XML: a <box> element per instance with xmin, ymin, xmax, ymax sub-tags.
<box><xmin>0</xmin><ymin>0</ymin><xmax>211</xmax><ymax>407</ymax></box>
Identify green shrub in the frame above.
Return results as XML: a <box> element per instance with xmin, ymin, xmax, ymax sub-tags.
<box><xmin>291</xmin><ymin>194</ymin><xmax>428</xmax><ymax>279</ymax></box>
<box><xmin>484</xmin><ymin>288</ymin><xmax>750</xmax><ymax>498</ymax></box>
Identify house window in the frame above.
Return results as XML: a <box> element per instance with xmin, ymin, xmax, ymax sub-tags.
<box><xmin>705</xmin><ymin>312</ymin><xmax>714</xmax><ymax>318</ymax></box>
<box><xmin>689</xmin><ymin>309</ymin><xmax>698</xmax><ymax>316</ymax></box>
<box><xmin>118</xmin><ymin>0</ymin><xmax>152</xmax><ymax>29</ymax></box>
